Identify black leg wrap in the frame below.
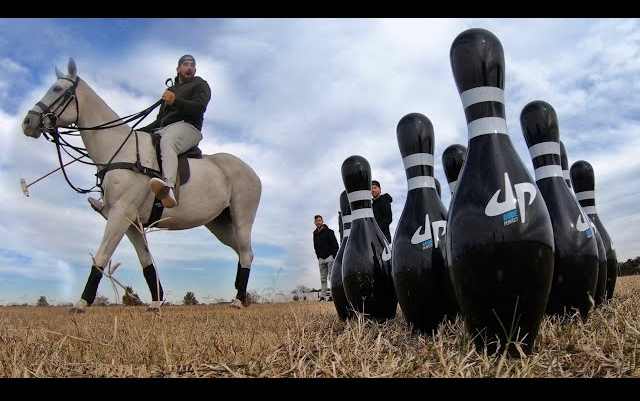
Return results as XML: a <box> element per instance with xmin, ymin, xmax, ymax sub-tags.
<box><xmin>235</xmin><ymin>263</ymin><xmax>250</xmax><ymax>302</ymax></box>
<box><xmin>143</xmin><ymin>264</ymin><xmax>164</xmax><ymax>301</ymax></box>
<box><xmin>234</xmin><ymin>262</ymin><xmax>241</xmax><ymax>290</ymax></box>
<box><xmin>81</xmin><ymin>266</ymin><xmax>103</xmax><ymax>305</ymax></box>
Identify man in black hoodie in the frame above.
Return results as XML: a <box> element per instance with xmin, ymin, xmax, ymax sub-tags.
<box><xmin>372</xmin><ymin>180</ymin><xmax>393</xmax><ymax>242</ymax></box>
<box><xmin>313</xmin><ymin>215</ymin><xmax>339</xmax><ymax>301</ymax></box>
<box><xmin>142</xmin><ymin>54</ymin><xmax>212</xmax><ymax>208</ymax></box>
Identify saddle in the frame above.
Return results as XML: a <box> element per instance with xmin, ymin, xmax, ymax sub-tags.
<box><xmin>146</xmin><ymin>132</ymin><xmax>203</xmax><ymax>227</ymax></box>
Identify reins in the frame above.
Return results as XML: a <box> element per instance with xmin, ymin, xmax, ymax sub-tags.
<box><xmin>31</xmin><ymin>76</ymin><xmax>165</xmax><ymax>194</ymax></box>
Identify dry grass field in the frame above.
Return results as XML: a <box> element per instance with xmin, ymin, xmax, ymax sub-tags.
<box><xmin>1</xmin><ymin>275</ymin><xmax>639</xmax><ymax>378</ymax></box>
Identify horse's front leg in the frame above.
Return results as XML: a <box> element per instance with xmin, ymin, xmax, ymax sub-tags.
<box><xmin>72</xmin><ymin>186</ymin><xmax>147</xmax><ymax>312</ymax></box>
<box><xmin>88</xmin><ymin>197</ymin><xmax>163</xmax><ymax>310</ymax></box>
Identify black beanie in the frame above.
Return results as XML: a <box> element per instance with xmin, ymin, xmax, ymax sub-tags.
<box><xmin>372</xmin><ymin>180</ymin><xmax>381</xmax><ymax>188</ymax></box>
<box><xmin>178</xmin><ymin>55</ymin><xmax>195</xmax><ymax>66</ymax></box>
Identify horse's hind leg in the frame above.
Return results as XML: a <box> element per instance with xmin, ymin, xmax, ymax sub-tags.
<box><xmin>204</xmin><ymin>207</ymin><xmax>252</xmax><ymax>307</ymax></box>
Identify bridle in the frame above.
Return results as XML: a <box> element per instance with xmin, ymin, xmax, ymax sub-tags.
<box><xmin>26</xmin><ymin>75</ymin><xmax>163</xmax><ymax>194</ymax></box>
<box><xmin>28</xmin><ymin>75</ymin><xmax>80</xmax><ymax>132</ymax></box>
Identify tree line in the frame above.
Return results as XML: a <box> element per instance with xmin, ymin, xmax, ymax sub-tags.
<box><xmin>21</xmin><ymin>257</ymin><xmax>640</xmax><ymax>307</ymax></box>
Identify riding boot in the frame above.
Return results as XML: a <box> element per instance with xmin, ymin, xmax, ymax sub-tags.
<box><xmin>143</xmin><ymin>264</ymin><xmax>164</xmax><ymax>301</ymax></box>
<box><xmin>149</xmin><ymin>177</ymin><xmax>177</xmax><ymax>208</ymax></box>
<box><xmin>80</xmin><ymin>266</ymin><xmax>104</xmax><ymax>305</ymax></box>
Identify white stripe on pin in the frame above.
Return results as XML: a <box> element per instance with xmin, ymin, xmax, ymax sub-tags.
<box><xmin>582</xmin><ymin>206</ymin><xmax>597</xmax><ymax>214</ymax></box>
<box><xmin>528</xmin><ymin>142</ymin><xmax>560</xmax><ymax>159</ymax></box>
<box><xmin>403</xmin><ymin>153</ymin><xmax>434</xmax><ymax>169</ymax></box>
<box><xmin>342</xmin><ymin>215</ymin><xmax>352</xmax><ymax>224</ymax></box>
<box><xmin>407</xmin><ymin>176</ymin><xmax>435</xmax><ymax>191</ymax></box>
<box><xmin>343</xmin><ymin>229</ymin><xmax>351</xmax><ymax>237</ymax></box>
<box><xmin>348</xmin><ymin>190</ymin><xmax>372</xmax><ymax>203</ymax></box>
<box><xmin>351</xmin><ymin>208</ymin><xmax>374</xmax><ymax>220</ymax></box>
<box><xmin>575</xmin><ymin>191</ymin><xmax>596</xmax><ymax>201</ymax></box>
<box><xmin>468</xmin><ymin>117</ymin><xmax>508</xmax><ymax>139</ymax></box>
<box><xmin>534</xmin><ymin>165</ymin><xmax>564</xmax><ymax>181</ymax></box>
<box><xmin>460</xmin><ymin>87</ymin><xmax>505</xmax><ymax>109</ymax></box>
<box><xmin>563</xmin><ymin>170</ymin><xmax>570</xmax><ymax>180</ymax></box>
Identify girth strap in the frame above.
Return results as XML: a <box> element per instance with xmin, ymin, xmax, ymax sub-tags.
<box><xmin>96</xmin><ymin>161</ymin><xmax>162</xmax><ymax>181</ymax></box>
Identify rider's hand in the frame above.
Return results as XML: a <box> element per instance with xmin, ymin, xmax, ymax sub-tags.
<box><xmin>162</xmin><ymin>90</ymin><xmax>176</xmax><ymax>105</ymax></box>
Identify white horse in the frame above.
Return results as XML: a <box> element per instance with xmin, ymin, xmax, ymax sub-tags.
<box><xmin>21</xmin><ymin>58</ymin><xmax>262</xmax><ymax>311</ymax></box>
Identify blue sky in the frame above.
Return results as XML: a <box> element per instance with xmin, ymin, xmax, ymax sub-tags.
<box><xmin>1</xmin><ymin>18</ymin><xmax>638</xmax><ymax>305</ymax></box>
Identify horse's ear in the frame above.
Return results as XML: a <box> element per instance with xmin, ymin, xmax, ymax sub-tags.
<box><xmin>68</xmin><ymin>57</ymin><xmax>77</xmax><ymax>77</ymax></box>
<box><xmin>55</xmin><ymin>66</ymin><xmax>64</xmax><ymax>79</ymax></box>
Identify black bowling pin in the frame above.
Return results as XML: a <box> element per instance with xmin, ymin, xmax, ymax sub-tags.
<box><xmin>341</xmin><ymin>155</ymin><xmax>397</xmax><ymax>321</ymax></box>
<box><xmin>435</xmin><ymin>178</ymin><xmax>442</xmax><ymax>199</ymax></box>
<box><xmin>520</xmin><ymin>101</ymin><xmax>598</xmax><ymax>319</ymax></box>
<box><xmin>392</xmin><ymin>113</ymin><xmax>458</xmax><ymax>334</ymax></box>
<box><xmin>561</xmin><ymin>141</ymin><xmax>607</xmax><ymax>306</ymax></box>
<box><xmin>448</xmin><ymin>28</ymin><xmax>555</xmax><ymax>356</ymax></box>
<box><xmin>331</xmin><ymin>191</ymin><xmax>355</xmax><ymax>321</ymax></box>
<box><xmin>570</xmin><ymin>160</ymin><xmax>618</xmax><ymax>301</ymax></box>
<box><xmin>442</xmin><ymin>144</ymin><xmax>467</xmax><ymax>197</ymax></box>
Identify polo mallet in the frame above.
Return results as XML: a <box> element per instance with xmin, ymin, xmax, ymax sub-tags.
<box><xmin>20</xmin><ymin>158</ymin><xmax>79</xmax><ymax>197</ymax></box>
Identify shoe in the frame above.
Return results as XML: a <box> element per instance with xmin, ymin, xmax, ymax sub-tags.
<box><xmin>318</xmin><ymin>297</ymin><xmax>325</xmax><ymax>302</ymax></box>
<box><xmin>149</xmin><ymin>177</ymin><xmax>177</xmax><ymax>208</ymax></box>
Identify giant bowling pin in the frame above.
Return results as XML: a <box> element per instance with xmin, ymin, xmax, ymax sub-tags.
<box><xmin>392</xmin><ymin>113</ymin><xmax>458</xmax><ymax>334</ymax></box>
<box><xmin>570</xmin><ymin>161</ymin><xmax>618</xmax><ymax>301</ymax></box>
<box><xmin>341</xmin><ymin>156</ymin><xmax>397</xmax><ymax>321</ymax></box>
<box><xmin>331</xmin><ymin>190</ymin><xmax>355</xmax><ymax>321</ymax></box>
<box><xmin>520</xmin><ymin>101</ymin><xmax>598</xmax><ymax>319</ymax></box>
<box><xmin>561</xmin><ymin>142</ymin><xmax>607</xmax><ymax>306</ymax></box>
<box><xmin>442</xmin><ymin>144</ymin><xmax>467</xmax><ymax>197</ymax></box>
<box><xmin>448</xmin><ymin>28</ymin><xmax>554</xmax><ymax>355</ymax></box>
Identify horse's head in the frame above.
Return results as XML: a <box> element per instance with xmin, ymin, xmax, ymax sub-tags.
<box><xmin>22</xmin><ymin>58</ymin><xmax>80</xmax><ymax>138</ymax></box>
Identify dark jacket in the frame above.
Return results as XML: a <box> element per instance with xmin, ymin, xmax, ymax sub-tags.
<box><xmin>313</xmin><ymin>224</ymin><xmax>339</xmax><ymax>259</ymax></box>
<box><xmin>373</xmin><ymin>193</ymin><xmax>393</xmax><ymax>241</ymax></box>
<box><xmin>140</xmin><ymin>76</ymin><xmax>211</xmax><ymax>132</ymax></box>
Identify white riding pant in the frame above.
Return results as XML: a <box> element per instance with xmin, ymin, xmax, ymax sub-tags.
<box><xmin>156</xmin><ymin>121</ymin><xmax>203</xmax><ymax>188</ymax></box>
<box><xmin>318</xmin><ymin>255</ymin><xmax>334</xmax><ymax>297</ymax></box>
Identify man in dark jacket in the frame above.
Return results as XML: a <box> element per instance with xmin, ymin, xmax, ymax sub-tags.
<box><xmin>372</xmin><ymin>180</ymin><xmax>393</xmax><ymax>242</ymax></box>
<box><xmin>313</xmin><ymin>215</ymin><xmax>339</xmax><ymax>301</ymax></box>
<box><xmin>142</xmin><ymin>54</ymin><xmax>212</xmax><ymax>208</ymax></box>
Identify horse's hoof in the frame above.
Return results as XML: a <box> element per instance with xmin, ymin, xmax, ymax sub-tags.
<box><xmin>147</xmin><ymin>300</ymin><xmax>162</xmax><ymax>311</ymax></box>
<box><xmin>229</xmin><ymin>299</ymin><xmax>243</xmax><ymax>309</ymax></box>
<box><xmin>69</xmin><ymin>299</ymin><xmax>88</xmax><ymax>313</ymax></box>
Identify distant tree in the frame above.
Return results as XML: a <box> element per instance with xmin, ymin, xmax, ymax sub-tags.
<box><xmin>291</xmin><ymin>285</ymin><xmax>311</xmax><ymax>295</ymax></box>
<box><xmin>618</xmin><ymin>257</ymin><xmax>640</xmax><ymax>276</ymax></box>
<box><xmin>183</xmin><ymin>291</ymin><xmax>199</xmax><ymax>306</ymax></box>
<box><xmin>94</xmin><ymin>294</ymin><xmax>110</xmax><ymax>307</ymax></box>
<box><xmin>249</xmin><ymin>289</ymin><xmax>262</xmax><ymax>304</ymax></box>
<box><xmin>36</xmin><ymin>296</ymin><xmax>49</xmax><ymax>307</ymax></box>
<box><xmin>122</xmin><ymin>286</ymin><xmax>144</xmax><ymax>306</ymax></box>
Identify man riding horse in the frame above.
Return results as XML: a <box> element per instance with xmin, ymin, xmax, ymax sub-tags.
<box><xmin>22</xmin><ymin>57</ymin><xmax>261</xmax><ymax>311</ymax></box>
<box><xmin>141</xmin><ymin>54</ymin><xmax>211</xmax><ymax>208</ymax></box>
